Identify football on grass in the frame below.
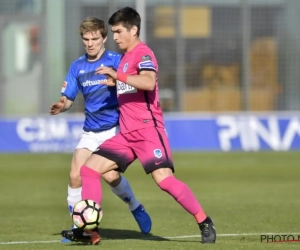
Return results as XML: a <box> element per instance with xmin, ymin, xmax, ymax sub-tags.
<box><xmin>72</xmin><ymin>199</ymin><xmax>103</xmax><ymax>230</ymax></box>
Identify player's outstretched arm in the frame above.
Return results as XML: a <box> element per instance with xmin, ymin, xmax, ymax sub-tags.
<box><xmin>49</xmin><ymin>96</ymin><xmax>73</xmax><ymax>115</ymax></box>
<box><xmin>124</xmin><ymin>71</ymin><xmax>156</xmax><ymax>91</ymax></box>
<box><xmin>96</xmin><ymin>66</ymin><xmax>156</xmax><ymax>91</ymax></box>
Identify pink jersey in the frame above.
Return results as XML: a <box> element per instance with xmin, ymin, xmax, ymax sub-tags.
<box><xmin>116</xmin><ymin>42</ymin><xmax>165</xmax><ymax>133</ymax></box>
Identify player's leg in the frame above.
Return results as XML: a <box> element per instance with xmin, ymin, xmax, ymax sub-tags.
<box><xmin>102</xmin><ymin>170</ymin><xmax>151</xmax><ymax>234</ymax></box>
<box><xmin>82</xmin><ymin>133</ymin><xmax>151</xmax><ymax>234</ymax></box>
<box><xmin>61</xmin><ymin>147</ymin><xmax>92</xmax><ymax>243</ymax></box>
<box><xmin>64</xmin><ymin>152</ymin><xmax>117</xmax><ymax>245</ymax></box>
<box><xmin>63</xmin><ymin>133</ymin><xmax>150</xmax><ymax>244</ymax></box>
<box><xmin>64</xmin><ymin>130</ymin><xmax>114</xmax><ymax>244</ymax></box>
<box><xmin>66</xmin><ymin>131</ymin><xmax>98</xmax><ymax>227</ymax></box>
<box><xmin>62</xmin><ymin>132</ymin><xmax>95</xmax><ymax>243</ymax></box>
<box><xmin>69</xmin><ymin>128</ymin><xmax>147</xmax><ymax>215</ymax></box>
<box><xmin>94</xmin><ymin>126</ymin><xmax>151</xmax><ymax>233</ymax></box>
<box><xmin>103</xmin><ymin>171</ymin><xmax>140</xmax><ymax>211</ymax></box>
<box><xmin>67</xmin><ymin>148</ymin><xmax>92</xmax><ymax>218</ymax></box>
<box><xmin>63</xmin><ymin>129</ymin><xmax>151</xmax><ymax>243</ymax></box>
<box><xmin>79</xmin><ymin>131</ymin><xmax>135</xmax><ymax>205</ymax></box>
<box><xmin>95</xmin><ymin>126</ymin><xmax>146</xmax><ymax>216</ymax></box>
<box><xmin>73</xmin><ymin>136</ymin><xmax>130</xmax><ymax>245</ymax></box>
<box><xmin>153</xmin><ymin>168</ymin><xmax>216</xmax><ymax>243</ymax></box>
<box><xmin>70</xmin><ymin>164</ymin><xmax>143</xmax><ymax>214</ymax></box>
<box><xmin>133</xmin><ymin>127</ymin><xmax>216</xmax><ymax>244</ymax></box>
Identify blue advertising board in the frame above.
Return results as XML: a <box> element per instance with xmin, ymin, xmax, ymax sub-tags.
<box><xmin>0</xmin><ymin>113</ymin><xmax>300</xmax><ymax>153</ymax></box>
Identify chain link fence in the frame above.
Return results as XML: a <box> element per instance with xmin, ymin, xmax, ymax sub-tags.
<box><xmin>0</xmin><ymin>0</ymin><xmax>299</xmax><ymax>115</ymax></box>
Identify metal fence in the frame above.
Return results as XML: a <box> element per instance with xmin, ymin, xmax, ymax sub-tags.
<box><xmin>0</xmin><ymin>0</ymin><xmax>299</xmax><ymax>115</ymax></box>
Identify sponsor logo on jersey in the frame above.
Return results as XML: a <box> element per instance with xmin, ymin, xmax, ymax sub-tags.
<box><xmin>138</xmin><ymin>61</ymin><xmax>155</xmax><ymax>71</ymax></box>
<box><xmin>123</xmin><ymin>63</ymin><xmax>128</xmax><ymax>72</ymax></box>
<box><xmin>61</xmin><ymin>81</ymin><xmax>67</xmax><ymax>92</ymax></box>
<box><xmin>117</xmin><ymin>80</ymin><xmax>137</xmax><ymax>94</ymax></box>
<box><xmin>153</xmin><ymin>149</ymin><xmax>162</xmax><ymax>158</ymax></box>
<box><xmin>81</xmin><ymin>79</ymin><xmax>107</xmax><ymax>87</ymax></box>
<box><xmin>79</xmin><ymin>70</ymin><xmax>85</xmax><ymax>74</ymax></box>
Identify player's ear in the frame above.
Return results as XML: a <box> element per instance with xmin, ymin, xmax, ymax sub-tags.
<box><xmin>103</xmin><ymin>36</ymin><xmax>107</xmax><ymax>44</ymax></box>
<box><xmin>131</xmin><ymin>26</ymin><xmax>138</xmax><ymax>37</ymax></box>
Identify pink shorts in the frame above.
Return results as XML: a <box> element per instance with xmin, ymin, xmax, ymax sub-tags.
<box><xmin>93</xmin><ymin>126</ymin><xmax>174</xmax><ymax>174</ymax></box>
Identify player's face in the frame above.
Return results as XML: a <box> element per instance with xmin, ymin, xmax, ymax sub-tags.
<box><xmin>111</xmin><ymin>24</ymin><xmax>139</xmax><ymax>52</ymax></box>
<box><xmin>82</xmin><ymin>30</ymin><xmax>107</xmax><ymax>61</ymax></box>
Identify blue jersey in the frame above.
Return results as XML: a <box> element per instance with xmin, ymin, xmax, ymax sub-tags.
<box><xmin>61</xmin><ymin>50</ymin><xmax>121</xmax><ymax>132</ymax></box>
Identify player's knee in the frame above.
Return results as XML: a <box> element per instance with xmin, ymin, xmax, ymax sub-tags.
<box><xmin>69</xmin><ymin>169</ymin><xmax>81</xmax><ymax>187</ymax></box>
<box><xmin>102</xmin><ymin>171</ymin><xmax>121</xmax><ymax>186</ymax></box>
<box><xmin>152</xmin><ymin>168</ymin><xmax>173</xmax><ymax>185</ymax></box>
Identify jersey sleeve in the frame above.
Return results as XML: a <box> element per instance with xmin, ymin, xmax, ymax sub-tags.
<box><xmin>135</xmin><ymin>48</ymin><xmax>157</xmax><ymax>73</ymax></box>
<box><xmin>61</xmin><ymin>61</ymin><xmax>79</xmax><ymax>101</ymax></box>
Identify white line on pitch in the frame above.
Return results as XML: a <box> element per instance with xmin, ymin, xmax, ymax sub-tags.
<box><xmin>0</xmin><ymin>240</ymin><xmax>60</xmax><ymax>245</ymax></box>
<box><xmin>1</xmin><ymin>232</ymin><xmax>300</xmax><ymax>245</ymax></box>
<box><xmin>155</xmin><ymin>232</ymin><xmax>300</xmax><ymax>239</ymax></box>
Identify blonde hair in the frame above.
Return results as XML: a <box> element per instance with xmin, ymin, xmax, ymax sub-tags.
<box><xmin>79</xmin><ymin>17</ymin><xmax>108</xmax><ymax>38</ymax></box>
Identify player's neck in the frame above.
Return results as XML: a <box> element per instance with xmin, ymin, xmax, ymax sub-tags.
<box><xmin>87</xmin><ymin>48</ymin><xmax>105</xmax><ymax>61</ymax></box>
<box><xmin>125</xmin><ymin>39</ymin><xmax>141</xmax><ymax>52</ymax></box>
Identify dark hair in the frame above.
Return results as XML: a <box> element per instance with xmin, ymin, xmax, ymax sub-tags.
<box><xmin>108</xmin><ymin>7</ymin><xmax>140</xmax><ymax>36</ymax></box>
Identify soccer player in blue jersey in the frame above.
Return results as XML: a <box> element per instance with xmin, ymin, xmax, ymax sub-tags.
<box><xmin>49</xmin><ymin>17</ymin><xmax>151</xmax><ymax>242</ymax></box>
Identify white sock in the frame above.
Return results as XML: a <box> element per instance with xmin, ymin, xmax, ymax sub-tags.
<box><xmin>110</xmin><ymin>176</ymin><xmax>140</xmax><ymax>211</ymax></box>
<box><xmin>67</xmin><ymin>186</ymin><xmax>82</xmax><ymax>228</ymax></box>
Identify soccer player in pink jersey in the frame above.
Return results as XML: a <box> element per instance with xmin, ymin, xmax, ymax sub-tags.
<box><xmin>63</xmin><ymin>7</ymin><xmax>216</xmax><ymax>245</ymax></box>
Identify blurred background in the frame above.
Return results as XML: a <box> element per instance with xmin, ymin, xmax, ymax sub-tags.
<box><xmin>1</xmin><ymin>0</ymin><xmax>299</xmax><ymax>115</ymax></box>
<box><xmin>0</xmin><ymin>0</ymin><xmax>300</xmax><ymax>152</ymax></box>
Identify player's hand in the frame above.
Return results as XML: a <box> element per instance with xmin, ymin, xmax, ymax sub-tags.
<box><xmin>105</xmin><ymin>75</ymin><xmax>117</xmax><ymax>86</ymax></box>
<box><xmin>95</xmin><ymin>66</ymin><xmax>117</xmax><ymax>79</ymax></box>
<box><xmin>49</xmin><ymin>96</ymin><xmax>65</xmax><ymax>115</ymax></box>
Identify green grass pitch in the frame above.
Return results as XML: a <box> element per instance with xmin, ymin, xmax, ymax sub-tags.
<box><xmin>0</xmin><ymin>152</ymin><xmax>299</xmax><ymax>249</ymax></box>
